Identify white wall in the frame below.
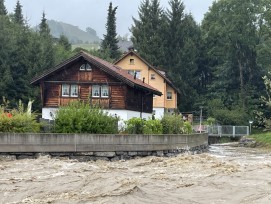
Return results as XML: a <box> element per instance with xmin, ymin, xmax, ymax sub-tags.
<box><xmin>42</xmin><ymin>108</ymin><xmax>58</xmax><ymax>120</ymax></box>
<box><xmin>153</xmin><ymin>108</ymin><xmax>164</xmax><ymax>120</ymax></box>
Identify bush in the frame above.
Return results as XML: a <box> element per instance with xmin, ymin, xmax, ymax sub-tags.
<box><xmin>54</xmin><ymin>101</ymin><xmax>118</xmax><ymax>134</ymax></box>
<box><xmin>125</xmin><ymin>118</ymin><xmax>163</xmax><ymax>134</ymax></box>
<box><xmin>161</xmin><ymin>114</ymin><xmax>184</xmax><ymax>134</ymax></box>
<box><xmin>0</xmin><ymin>99</ymin><xmax>40</xmax><ymax>133</ymax></box>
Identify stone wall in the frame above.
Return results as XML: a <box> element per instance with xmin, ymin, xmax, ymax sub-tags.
<box><xmin>0</xmin><ymin>133</ymin><xmax>208</xmax><ymax>161</ymax></box>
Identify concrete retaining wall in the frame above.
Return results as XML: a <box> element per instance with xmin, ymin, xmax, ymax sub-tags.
<box><xmin>0</xmin><ymin>133</ymin><xmax>208</xmax><ymax>161</ymax></box>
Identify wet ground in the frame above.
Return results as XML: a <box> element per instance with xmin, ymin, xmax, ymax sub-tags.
<box><xmin>0</xmin><ymin>144</ymin><xmax>271</xmax><ymax>204</ymax></box>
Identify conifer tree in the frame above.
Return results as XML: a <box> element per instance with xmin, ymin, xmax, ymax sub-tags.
<box><xmin>14</xmin><ymin>0</ymin><xmax>24</xmax><ymax>25</ymax></box>
<box><xmin>166</xmin><ymin>0</ymin><xmax>201</xmax><ymax>110</ymax></box>
<box><xmin>101</xmin><ymin>2</ymin><xmax>121</xmax><ymax>60</ymax></box>
<box><xmin>131</xmin><ymin>0</ymin><xmax>167</xmax><ymax>67</ymax></box>
<box><xmin>39</xmin><ymin>11</ymin><xmax>55</xmax><ymax>70</ymax></box>
<box><xmin>0</xmin><ymin>0</ymin><xmax>7</xmax><ymax>15</ymax></box>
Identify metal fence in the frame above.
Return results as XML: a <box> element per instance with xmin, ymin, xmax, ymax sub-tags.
<box><xmin>193</xmin><ymin>125</ymin><xmax>249</xmax><ymax>137</ymax></box>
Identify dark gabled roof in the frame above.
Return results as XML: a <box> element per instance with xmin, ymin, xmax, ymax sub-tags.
<box><xmin>114</xmin><ymin>50</ymin><xmax>180</xmax><ymax>94</ymax></box>
<box><xmin>30</xmin><ymin>51</ymin><xmax>162</xmax><ymax>96</ymax></box>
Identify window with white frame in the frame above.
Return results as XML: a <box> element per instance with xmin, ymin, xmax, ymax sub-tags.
<box><xmin>62</xmin><ymin>84</ymin><xmax>70</xmax><ymax>96</ymax></box>
<box><xmin>62</xmin><ymin>84</ymin><xmax>79</xmax><ymax>97</ymax></box>
<box><xmin>71</xmin><ymin>85</ymin><xmax>78</xmax><ymax>97</ymax></box>
<box><xmin>130</xmin><ymin>59</ymin><xmax>135</xmax><ymax>64</ymax></box>
<box><xmin>92</xmin><ymin>85</ymin><xmax>109</xmax><ymax>98</ymax></box>
<box><xmin>167</xmin><ymin>91</ymin><xmax>172</xmax><ymax>100</ymax></box>
<box><xmin>151</xmin><ymin>74</ymin><xmax>156</xmax><ymax>80</ymax></box>
<box><xmin>92</xmin><ymin>85</ymin><xmax>100</xmax><ymax>97</ymax></box>
<box><xmin>128</xmin><ymin>70</ymin><xmax>141</xmax><ymax>79</ymax></box>
<box><xmin>101</xmin><ymin>85</ymin><xmax>109</xmax><ymax>97</ymax></box>
<box><xmin>80</xmin><ymin>63</ymin><xmax>92</xmax><ymax>71</ymax></box>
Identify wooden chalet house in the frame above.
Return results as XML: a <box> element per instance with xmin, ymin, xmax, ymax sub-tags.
<box><xmin>114</xmin><ymin>50</ymin><xmax>179</xmax><ymax>119</ymax></box>
<box><xmin>30</xmin><ymin>51</ymin><xmax>162</xmax><ymax>121</ymax></box>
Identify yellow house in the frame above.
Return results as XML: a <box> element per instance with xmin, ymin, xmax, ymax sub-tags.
<box><xmin>115</xmin><ymin>50</ymin><xmax>179</xmax><ymax>119</ymax></box>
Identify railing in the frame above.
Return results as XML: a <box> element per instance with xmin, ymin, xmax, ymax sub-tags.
<box><xmin>193</xmin><ymin>125</ymin><xmax>249</xmax><ymax>137</ymax></box>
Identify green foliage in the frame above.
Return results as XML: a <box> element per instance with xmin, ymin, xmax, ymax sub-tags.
<box><xmin>101</xmin><ymin>2</ymin><xmax>121</xmax><ymax>60</ymax></box>
<box><xmin>131</xmin><ymin>0</ymin><xmax>167</xmax><ymax>67</ymax></box>
<box><xmin>54</xmin><ymin>101</ymin><xmax>119</xmax><ymax>134</ymax></box>
<box><xmin>125</xmin><ymin>118</ymin><xmax>144</xmax><ymax>134</ymax></box>
<box><xmin>200</xmin><ymin>0</ymin><xmax>271</xmax><ymax>117</ymax></box>
<box><xmin>205</xmin><ymin>117</ymin><xmax>216</xmax><ymax>126</ymax></box>
<box><xmin>161</xmin><ymin>114</ymin><xmax>185</xmax><ymax>134</ymax></box>
<box><xmin>143</xmin><ymin>119</ymin><xmax>163</xmax><ymax>134</ymax></box>
<box><xmin>0</xmin><ymin>99</ymin><xmax>40</xmax><ymax>133</ymax></box>
<box><xmin>207</xmin><ymin>99</ymin><xmax>249</xmax><ymax>125</ymax></box>
<box><xmin>13</xmin><ymin>0</ymin><xmax>24</xmax><ymax>25</ymax></box>
<box><xmin>0</xmin><ymin>0</ymin><xmax>7</xmax><ymax>15</ymax></box>
<box><xmin>125</xmin><ymin>118</ymin><xmax>162</xmax><ymax>134</ymax></box>
<box><xmin>250</xmin><ymin>132</ymin><xmax>271</xmax><ymax>148</ymax></box>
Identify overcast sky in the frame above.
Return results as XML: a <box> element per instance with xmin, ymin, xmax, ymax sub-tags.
<box><xmin>5</xmin><ymin>0</ymin><xmax>214</xmax><ymax>37</ymax></box>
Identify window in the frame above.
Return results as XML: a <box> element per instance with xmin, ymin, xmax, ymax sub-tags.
<box><xmin>167</xmin><ymin>91</ymin><xmax>172</xmax><ymax>100</ymax></box>
<box><xmin>92</xmin><ymin>85</ymin><xmax>109</xmax><ymax>98</ymax></box>
<box><xmin>62</xmin><ymin>84</ymin><xmax>70</xmax><ymax>96</ymax></box>
<box><xmin>92</xmin><ymin>85</ymin><xmax>100</xmax><ymax>97</ymax></box>
<box><xmin>151</xmin><ymin>74</ymin><xmax>155</xmax><ymax>80</ymax></box>
<box><xmin>130</xmin><ymin>59</ymin><xmax>135</xmax><ymax>64</ymax></box>
<box><xmin>71</xmin><ymin>85</ymin><xmax>78</xmax><ymax>97</ymax></box>
<box><xmin>128</xmin><ymin>70</ymin><xmax>141</xmax><ymax>79</ymax></box>
<box><xmin>80</xmin><ymin>63</ymin><xmax>92</xmax><ymax>71</ymax></box>
<box><xmin>62</xmin><ymin>84</ymin><xmax>78</xmax><ymax>97</ymax></box>
<box><xmin>101</xmin><ymin>85</ymin><xmax>109</xmax><ymax>97</ymax></box>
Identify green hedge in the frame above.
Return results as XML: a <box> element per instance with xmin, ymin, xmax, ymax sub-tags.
<box><xmin>125</xmin><ymin>114</ymin><xmax>192</xmax><ymax>134</ymax></box>
<box><xmin>54</xmin><ymin>101</ymin><xmax>119</xmax><ymax>134</ymax></box>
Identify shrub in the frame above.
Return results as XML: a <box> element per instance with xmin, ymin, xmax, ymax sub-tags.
<box><xmin>143</xmin><ymin>119</ymin><xmax>163</xmax><ymax>134</ymax></box>
<box><xmin>125</xmin><ymin>118</ymin><xmax>163</xmax><ymax>134</ymax></box>
<box><xmin>54</xmin><ymin>101</ymin><xmax>118</xmax><ymax>134</ymax></box>
<box><xmin>182</xmin><ymin>121</ymin><xmax>193</xmax><ymax>134</ymax></box>
<box><xmin>161</xmin><ymin>114</ymin><xmax>184</xmax><ymax>134</ymax></box>
<box><xmin>0</xmin><ymin>99</ymin><xmax>40</xmax><ymax>133</ymax></box>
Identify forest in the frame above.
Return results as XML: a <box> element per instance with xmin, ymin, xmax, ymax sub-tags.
<box><xmin>1</xmin><ymin>0</ymin><xmax>271</xmax><ymax>128</ymax></box>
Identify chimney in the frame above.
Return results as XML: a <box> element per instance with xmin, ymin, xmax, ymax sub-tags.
<box><xmin>128</xmin><ymin>46</ymin><xmax>134</xmax><ymax>51</ymax></box>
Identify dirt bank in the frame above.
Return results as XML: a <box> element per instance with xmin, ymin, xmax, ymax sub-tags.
<box><xmin>0</xmin><ymin>146</ymin><xmax>271</xmax><ymax>203</ymax></box>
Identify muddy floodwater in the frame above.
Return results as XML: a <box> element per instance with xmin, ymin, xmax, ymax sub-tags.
<box><xmin>0</xmin><ymin>144</ymin><xmax>271</xmax><ymax>204</ymax></box>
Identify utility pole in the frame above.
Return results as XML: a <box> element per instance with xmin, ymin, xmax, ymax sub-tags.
<box><xmin>199</xmin><ymin>106</ymin><xmax>203</xmax><ymax>133</ymax></box>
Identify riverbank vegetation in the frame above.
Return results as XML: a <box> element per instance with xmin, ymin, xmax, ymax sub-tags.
<box><xmin>250</xmin><ymin>132</ymin><xmax>271</xmax><ymax>148</ymax></box>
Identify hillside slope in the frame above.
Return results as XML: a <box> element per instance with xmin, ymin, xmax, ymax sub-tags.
<box><xmin>34</xmin><ymin>20</ymin><xmax>100</xmax><ymax>44</ymax></box>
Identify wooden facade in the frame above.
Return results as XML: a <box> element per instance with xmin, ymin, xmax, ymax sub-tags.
<box><xmin>31</xmin><ymin>51</ymin><xmax>161</xmax><ymax>115</ymax></box>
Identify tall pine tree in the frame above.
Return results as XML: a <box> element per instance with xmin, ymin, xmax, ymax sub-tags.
<box><xmin>131</xmin><ymin>0</ymin><xmax>166</xmax><ymax>67</ymax></box>
<box><xmin>101</xmin><ymin>2</ymin><xmax>121</xmax><ymax>60</ymax></box>
<box><xmin>39</xmin><ymin>11</ymin><xmax>55</xmax><ymax>70</ymax></box>
<box><xmin>13</xmin><ymin>0</ymin><xmax>24</xmax><ymax>25</ymax></box>
<box><xmin>0</xmin><ymin>0</ymin><xmax>7</xmax><ymax>15</ymax></box>
<box><xmin>166</xmin><ymin>0</ymin><xmax>201</xmax><ymax>111</ymax></box>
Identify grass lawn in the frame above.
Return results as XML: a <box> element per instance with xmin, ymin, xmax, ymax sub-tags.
<box><xmin>250</xmin><ymin>132</ymin><xmax>271</xmax><ymax>148</ymax></box>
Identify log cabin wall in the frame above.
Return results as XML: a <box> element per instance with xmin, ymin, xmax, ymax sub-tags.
<box><xmin>126</xmin><ymin>86</ymin><xmax>153</xmax><ymax>113</ymax></box>
<box><xmin>42</xmin><ymin>59</ymin><xmax>129</xmax><ymax>110</ymax></box>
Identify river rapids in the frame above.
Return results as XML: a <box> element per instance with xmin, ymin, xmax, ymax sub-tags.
<box><xmin>0</xmin><ymin>144</ymin><xmax>271</xmax><ymax>204</ymax></box>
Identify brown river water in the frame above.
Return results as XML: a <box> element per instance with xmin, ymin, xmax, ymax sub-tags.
<box><xmin>0</xmin><ymin>144</ymin><xmax>271</xmax><ymax>204</ymax></box>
